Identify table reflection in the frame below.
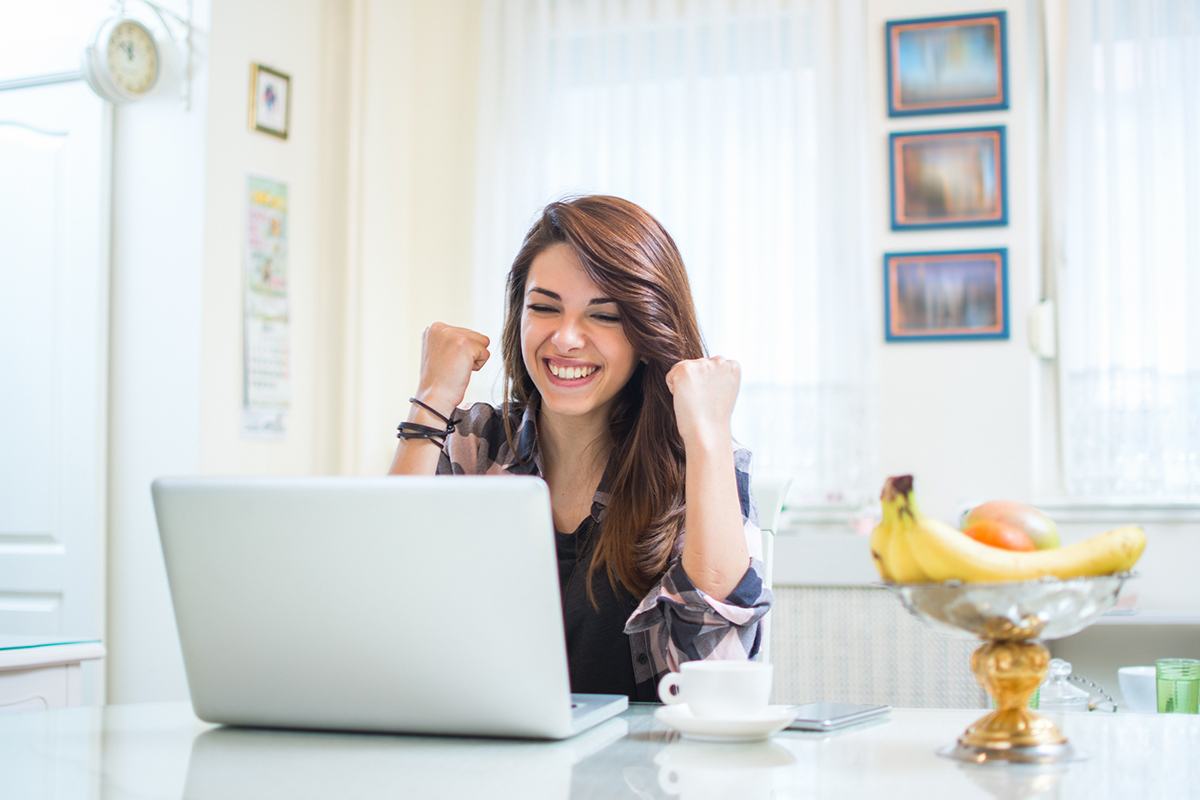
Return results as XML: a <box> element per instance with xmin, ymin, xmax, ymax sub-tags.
<box><xmin>955</xmin><ymin>761</ymin><xmax>1069</xmax><ymax>800</ymax></box>
<box><xmin>651</xmin><ymin>739</ymin><xmax>795</xmax><ymax>799</ymax></box>
<box><xmin>183</xmin><ymin>717</ymin><xmax>629</xmax><ymax>799</ymax></box>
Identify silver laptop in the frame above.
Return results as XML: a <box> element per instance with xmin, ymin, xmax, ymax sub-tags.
<box><xmin>151</xmin><ymin>476</ymin><xmax>627</xmax><ymax>739</ymax></box>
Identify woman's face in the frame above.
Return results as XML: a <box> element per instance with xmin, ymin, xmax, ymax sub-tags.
<box><xmin>521</xmin><ymin>243</ymin><xmax>639</xmax><ymax>422</ymax></box>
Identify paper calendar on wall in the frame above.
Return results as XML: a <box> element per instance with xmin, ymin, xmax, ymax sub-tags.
<box><xmin>242</xmin><ymin>175</ymin><xmax>290</xmax><ymax>438</ymax></box>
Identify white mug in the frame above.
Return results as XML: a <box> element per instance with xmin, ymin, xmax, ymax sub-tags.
<box><xmin>1118</xmin><ymin>666</ymin><xmax>1157</xmax><ymax>713</ymax></box>
<box><xmin>657</xmin><ymin>661</ymin><xmax>772</xmax><ymax>719</ymax></box>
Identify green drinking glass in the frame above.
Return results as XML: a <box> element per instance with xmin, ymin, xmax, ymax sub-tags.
<box><xmin>1156</xmin><ymin>658</ymin><xmax>1200</xmax><ymax>714</ymax></box>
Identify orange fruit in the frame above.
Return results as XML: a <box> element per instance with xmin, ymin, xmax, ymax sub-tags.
<box><xmin>962</xmin><ymin>500</ymin><xmax>1060</xmax><ymax>550</ymax></box>
<box><xmin>962</xmin><ymin>518</ymin><xmax>1037</xmax><ymax>552</ymax></box>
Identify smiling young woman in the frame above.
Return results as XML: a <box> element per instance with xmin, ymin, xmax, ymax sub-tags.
<box><xmin>388</xmin><ymin>195</ymin><xmax>771</xmax><ymax>700</ymax></box>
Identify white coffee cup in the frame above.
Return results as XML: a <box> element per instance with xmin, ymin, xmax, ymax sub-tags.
<box><xmin>1118</xmin><ymin>665</ymin><xmax>1157</xmax><ymax>713</ymax></box>
<box><xmin>657</xmin><ymin>661</ymin><xmax>772</xmax><ymax>719</ymax></box>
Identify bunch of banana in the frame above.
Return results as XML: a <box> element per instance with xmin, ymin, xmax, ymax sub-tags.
<box><xmin>870</xmin><ymin>475</ymin><xmax>1146</xmax><ymax>583</ymax></box>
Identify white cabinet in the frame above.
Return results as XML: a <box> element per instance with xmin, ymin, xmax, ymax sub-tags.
<box><xmin>0</xmin><ymin>639</ymin><xmax>104</xmax><ymax>713</ymax></box>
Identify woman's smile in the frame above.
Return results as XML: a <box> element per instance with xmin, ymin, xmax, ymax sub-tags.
<box><xmin>544</xmin><ymin>357</ymin><xmax>601</xmax><ymax>388</ymax></box>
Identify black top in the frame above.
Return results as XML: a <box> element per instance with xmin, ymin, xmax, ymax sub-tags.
<box><xmin>435</xmin><ymin>401</ymin><xmax>768</xmax><ymax>700</ymax></box>
<box><xmin>555</xmin><ymin>515</ymin><xmax>652</xmax><ymax>700</ymax></box>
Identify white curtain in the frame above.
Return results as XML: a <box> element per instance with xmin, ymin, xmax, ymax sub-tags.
<box><xmin>1055</xmin><ymin>0</ymin><xmax>1200</xmax><ymax>499</ymax></box>
<box><xmin>469</xmin><ymin>0</ymin><xmax>874</xmax><ymax>504</ymax></box>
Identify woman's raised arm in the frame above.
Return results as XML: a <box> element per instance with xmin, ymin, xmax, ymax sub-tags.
<box><xmin>665</xmin><ymin>356</ymin><xmax>749</xmax><ymax>600</ymax></box>
<box><xmin>388</xmin><ymin>322</ymin><xmax>490</xmax><ymax>476</ymax></box>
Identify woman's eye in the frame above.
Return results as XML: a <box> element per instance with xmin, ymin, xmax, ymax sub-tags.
<box><xmin>526</xmin><ymin>304</ymin><xmax>618</xmax><ymax>322</ymax></box>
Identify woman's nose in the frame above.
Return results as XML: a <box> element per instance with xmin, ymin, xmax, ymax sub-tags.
<box><xmin>551</xmin><ymin>317</ymin><xmax>585</xmax><ymax>350</ymax></box>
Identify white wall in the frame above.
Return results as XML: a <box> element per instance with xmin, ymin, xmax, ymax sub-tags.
<box><xmin>868</xmin><ymin>0</ymin><xmax>1043</xmax><ymax>523</ymax></box>
<box><xmin>344</xmin><ymin>0</ymin><xmax>483</xmax><ymax>475</ymax></box>
<box><xmin>107</xmin><ymin>0</ymin><xmax>350</xmax><ymax>703</ymax></box>
<box><xmin>107</xmin><ymin>0</ymin><xmax>212</xmax><ymax>704</ymax></box>
<box><xmin>198</xmin><ymin>0</ymin><xmax>349</xmax><ymax>474</ymax></box>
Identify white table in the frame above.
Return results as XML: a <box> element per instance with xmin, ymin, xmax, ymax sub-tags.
<box><xmin>1</xmin><ymin>702</ymin><xmax>1197</xmax><ymax>798</ymax></box>
<box><xmin>0</xmin><ymin>638</ymin><xmax>104</xmax><ymax>714</ymax></box>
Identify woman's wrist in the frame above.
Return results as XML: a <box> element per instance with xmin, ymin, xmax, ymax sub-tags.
<box><xmin>400</xmin><ymin>390</ymin><xmax>455</xmax><ymax>436</ymax></box>
<box><xmin>411</xmin><ymin>386</ymin><xmax>459</xmax><ymax>420</ymax></box>
<box><xmin>405</xmin><ymin>403</ymin><xmax>449</xmax><ymax>430</ymax></box>
<box><xmin>680</xmin><ymin>424</ymin><xmax>732</xmax><ymax>456</ymax></box>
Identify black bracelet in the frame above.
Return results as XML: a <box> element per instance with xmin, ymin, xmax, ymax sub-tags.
<box><xmin>397</xmin><ymin>421</ymin><xmax>449</xmax><ymax>437</ymax></box>
<box><xmin>396</xmin><ymin>397</ymin><xmax>458</xmax><ymax>449</ymax></box>
<box><xmin>396</xmin><ymin>421</ymin><xmax>449</xmax><ymax>449</ymax></box>
<box><xmin>408</xmin><ymin>397</ymin><xmax>456</xmax><ymax>431</ymax></box>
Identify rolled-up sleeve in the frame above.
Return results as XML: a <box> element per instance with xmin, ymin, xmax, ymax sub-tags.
<box><xmin>624</xmin><ymin>446</ymin><xmax>773</xmax><ymax>685</ymax></box>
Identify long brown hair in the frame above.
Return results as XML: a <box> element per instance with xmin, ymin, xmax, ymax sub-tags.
<box><xmin>500</xmin><ymin>196</ymin><xmax>705</xmax><ymax>600</ymax></box>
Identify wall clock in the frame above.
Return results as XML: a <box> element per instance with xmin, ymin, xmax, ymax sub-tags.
<box><xmin>82</xmin><ymin>17</ymin><xmax>161</xmax><ymax>103</ymax></box>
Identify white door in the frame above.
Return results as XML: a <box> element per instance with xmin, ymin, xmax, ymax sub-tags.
<box><xmin>0</xmin><ymin>80</ymin><xmax>109</xmax><ymax>682</ymax></box>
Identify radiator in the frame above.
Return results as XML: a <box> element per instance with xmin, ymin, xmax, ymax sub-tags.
<box><xmin>768</xmin><ymin>585</ymin><xmax>987</xmax><ymax>709</ymax></box>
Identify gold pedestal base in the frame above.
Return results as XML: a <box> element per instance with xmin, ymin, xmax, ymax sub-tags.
<box><xmin>943</xmin><ymin>741</ymin><xmax>1076</xmax><ymax>765</ymax></box>
<box><xmin>944</xmin><ymin>640</ymin><xmax>1078</xmax><ymax>765</ymax></box>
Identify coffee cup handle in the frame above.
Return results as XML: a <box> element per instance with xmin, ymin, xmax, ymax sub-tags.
<box><xmin>657</xmin><ymin>672</ymin><xmax>684</xmax><ymax>705</ymax></box>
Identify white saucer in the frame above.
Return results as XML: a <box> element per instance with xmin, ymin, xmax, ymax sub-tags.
<box><xmin>654</xmin><ymin>704</ymin><xmax>797</xmax><ymax>742</ymax></box>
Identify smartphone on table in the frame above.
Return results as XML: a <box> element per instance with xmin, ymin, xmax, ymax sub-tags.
<box><xmin>786</xmin><ymin>702</ymin><xmax>891</xmax><ymax>731</ymax></box>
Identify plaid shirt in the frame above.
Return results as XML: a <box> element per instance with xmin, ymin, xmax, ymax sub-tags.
<box><xmin>436</xmin><ymin>402</ymin><xmax>772</xmax><ymax>689</ymax></box>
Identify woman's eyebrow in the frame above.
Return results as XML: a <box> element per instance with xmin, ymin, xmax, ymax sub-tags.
<box><xmin>527</xmin><ymin>287</ymin><xmax>617</xmax><ymax>306</ymax></box>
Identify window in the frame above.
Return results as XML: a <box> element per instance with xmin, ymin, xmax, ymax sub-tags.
<box><xmin>469</xmin><ymin>0</ymin><xmax>875</xmax><ymax>503</ymax></box>
<box><xmin>1052</xmin><ymin>0</ymin><xmax>1200</xmax><ymax>500</ymax></box>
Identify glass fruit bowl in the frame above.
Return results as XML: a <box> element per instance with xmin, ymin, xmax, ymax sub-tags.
<box><xmin>884</xmin><ymin>573</ymin><xmax>1134</xmax><ymax>764</ymax></box>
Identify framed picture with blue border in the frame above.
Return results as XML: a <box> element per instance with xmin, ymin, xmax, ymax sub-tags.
<box><xmin>886</xmin><ymin>11</ymin><xmax>1008</xmax><ymax>116</ymax></box>
<box><xmin>889</xmin><ymin>126</ymin><xmax>1007</xmax><ymax>230</ymax></box>
<box><xmin>883</xmin><ymin>249</ymin><xmax>1008</xmax><ymax>342</ymax></box>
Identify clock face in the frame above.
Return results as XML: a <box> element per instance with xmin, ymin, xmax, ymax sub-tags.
<box><xmin>105</xmin><ymin>20</ymin><xmax>158</xmax><ymax>96</ymax></box>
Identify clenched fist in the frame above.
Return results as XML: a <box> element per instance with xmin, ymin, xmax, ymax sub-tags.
<box><xmin>664</xmin><ymin>356</ymin><xmax>740</xmax><ymax>449</ymax></box>
<box><xmin>416</xmin><ymin>322</ymin><xmax>491</xmax><ymax>416</ymax></box>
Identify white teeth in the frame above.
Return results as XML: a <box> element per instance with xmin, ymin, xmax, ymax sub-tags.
<box><xmin>548</xmin><ymin>362</ymin><xmax>597</xmax><ymax>380</ymax></box>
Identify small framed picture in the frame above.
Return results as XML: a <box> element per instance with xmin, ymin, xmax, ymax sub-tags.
<box><xmin>883</xmin><ymin>249</ymin><xmax>1008</xmax><ymax>342</ymax></box>
<box><xmin>889</xmin><ymin>126</ymin><xmax>1006</xmax><ymax>230</ymax></box>
<box><xmin>248</xmin><ymin>63</ymin><xmax>290</xmax><ymax>140</ymax></box>
<box><xmin>886</xmin><ymin>11</ymin><xmax>1008</xmax><ymax>116</ymax></box>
